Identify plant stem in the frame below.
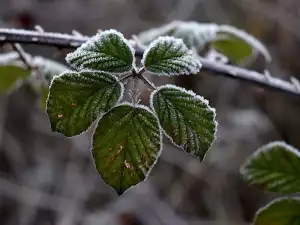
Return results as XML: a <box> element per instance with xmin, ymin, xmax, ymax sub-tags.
<box><xmin>0</xmin><ymin>28</ymin><xmax>300</xmax><ymax>98</ymax></box>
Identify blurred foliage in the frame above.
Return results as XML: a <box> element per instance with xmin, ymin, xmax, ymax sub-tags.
<box><xmin>213</xmin><ymin>35</ymin><xmax>253</xmax><ymax>63</ymax></box>
<box><xmin>0</xmin><ymin>65</ymin><xmax>30</xmax><ymax>92</ymax></box>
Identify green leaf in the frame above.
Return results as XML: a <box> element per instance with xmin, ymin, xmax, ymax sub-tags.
<box><xmin>212</xmin><ymin>35</ymin><xmax>253</xmax><ymax>63</ymax></box>
<box><xmin>66</xmin><ymin>29</ymin><xmax>135</xmax><ymax>75</ymax></box>
<box><xmin>138</xmin><ymin>21</ymin><xmax>271</xmax><ymax>63</ymax></box>
<box><xmin>254</xmin><ymin>197</ymin><xmax>300</xmax><ymax>225</ymax></box>
<box><xmin>142</xmin><ymin>36</ymin><xmax>201</xmax><ymax>76</ymax></box>
<box><xmin>40</xmin><ymin>86</ymin><xmax>49</xmax><ymax>109</ymax></box>
<box><xmin>241</xmin><ymin>142</ymin><xmax>300</xmax><ymax>194</ymax></box>
<box><xmin>217</xmin><ymin>25</ymin><xmax>271</xmax><ymax>62</ymax></box>
<box><xmin>0</xmin><ymin>65</ymin><xmax>30</xmax><ymax>93</ymax></box>
<box><xmin>150</xmin><ymin>85</ymin><xmax>216</xmax><ymax>160</ymax></box>
<box><xmin>46</xmin><ymin>70</ymin><xmax>123</xmax><ymax>137</ymax></box>
<box><xmin>92</xmin><ymin>103</ymin><xmax>162</xmax><ymax>194</ymax></box>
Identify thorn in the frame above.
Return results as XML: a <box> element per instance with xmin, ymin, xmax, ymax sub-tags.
<box><xmin>264</xmin><ymin>70</ymin><xmax>272</xmax><ymax>81</ymax></box>
<box><xmin>290</xmin><ymin>76</ymin><xmax>300</xmax><ymax>92</ymax></box>
<box><xmin>72</xmin><ymin>30</ymin><xmax>83</xmax><ymax>37</ymax></box>
<box><xmin>34</xmin><ymin>25</ymin><xmax>44</xmax><ymax>33</ymax></box>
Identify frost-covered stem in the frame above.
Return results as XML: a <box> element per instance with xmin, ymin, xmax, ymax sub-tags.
<box><xmin>0</xmin><ymin>28</ymin><xmax>300</xmax><ymax>98</ymax></box>
<box><xmin>130</xmin><ymin>77</ymin><xmax>140</xmax><ymax>105</ymax></box>
<box><xmin>197</xmin><ymin>56</ymin><xmax>300</xmax><ymax>97</ymax></box>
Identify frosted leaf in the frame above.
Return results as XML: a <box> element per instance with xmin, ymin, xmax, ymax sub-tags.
<box><xmin>142</xmin><ymin>36</ymin><xmax>201</xmax><ymax>76</ymax></box>
<box><xmin>171</xmin><ymin>22</ymin><xmax>218</xmax><ymax>49</ymax></box>
<box><xmin>92</xmin><ymin>103</ymin><xmax>162</xmax><ymax>195</ymax></box>
<box><xmin>46</xmin><ymin>70</ymin><xmax>124</xmax><ymax>137</ymax></box>
<box><xmin>254</xmin><ymin>197</ymin><xmax>300</xmax><ymax>225</ymax></box>
<box><xmin>138</xmin><ymin>21</ymin><xmax>181</xmax><ymax>45</ymax></box>
<box><xmin>32</xmin><ymin>56</ymin><xmax>68</xmax><ymax>85</ymax></box>
<box><xmin>241</xmin><ymin>141</ymin><xmax>300</xmax><ymax>194</ymax></box>
<box><xmin>66</xmin><ymin>29</ymin><xmax>135</xmax><ymax>75</ymax></box>
<box><xmin>218</xmin><ymin>25</ymin><xmax>271</xmax><ymax>62</ymax></box>
<box><xmin>138</xmin><ymin>21</ymin><xmax>271</xmax><ymax>63</ymax></box>
<box><xmin>138</xmin><ymin>21</ymin><xmax>218</xmax><ymax>50</ymax></box>
<box><xmin>150</xmin><ymin>85</ymin><xmax>217</xmax><ymax>160</ymax></box>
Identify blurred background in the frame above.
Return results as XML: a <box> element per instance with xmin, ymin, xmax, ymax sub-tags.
<box><xmin>0</xmin><ymin>0</ymin><xmax>300</xmax><ymax>224</ymax></box>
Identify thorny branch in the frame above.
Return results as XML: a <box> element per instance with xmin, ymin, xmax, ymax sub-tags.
<box><xmin>0</xmin><ymin>28</ymin><xmax>300</xmax><ymax>98</ymax></box>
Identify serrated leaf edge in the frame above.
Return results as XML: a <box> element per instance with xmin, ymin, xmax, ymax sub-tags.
<box><xmin>46</xmin><ymin>69</ymin><xmax>125</xmax><ymax>138</ymax></box>
<box><xmin>149</xmin><ymin>84</ymin><xmax>217</xmax><ymax>159</ymax></box>
<box><xmin>254</xmin><ymin>196</ymin><xmax>300</xmax><ymax>224</ymax></box>
<box><xmin>91</xmin><ymin>101</ymin><xmax>163</xmax><ymax>194</ymax></box>
<box><xmin>141</xmin><ymin>36</ymin><xmax>202</xmax><ymax>76</ymax></box>
<box><xmin>240</xmin><ymin>141</ymin><xmax>300</xmax><ymax>177</ymax></box>
<box><xmin>65</xmin><ymin>29</ymin><xmax>136</xmax><ymax>75</ymax></box>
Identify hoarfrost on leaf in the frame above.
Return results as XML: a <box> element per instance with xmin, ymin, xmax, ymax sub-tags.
<box><xmin>138</xmin><ymin>21</ymin><xmax>218</xmax><ymax>50</ymax></box>
<box><xmin>66</xmin><ymin>29</ymin><xmax>135</xmax><ymax>75</ymax></box>
<box><xmin>46</xmin><ymin>70</ymin><xmax>124</xmax><ymax>137</ymax></box>
<box><xmin>92</xmin><ymin>103</ymin><xmax>162</xmax><ymax>195</ymax></box>
<box><xmin>142</xmin><ymin>36</ymin><xmax>201</xmax><ymax>76</ymax></box>
<box><xmin>241</xmin><ymin>141</ymin><xmax>300</xmax><ymax>194</ymax></box>
<box><xmin>150</xmin><ymin>84</ymin><xmax>217</xmax><ymax>160</ymax></box>
<box><xmin>137</xmin><ymin>21</ymin><xmax>271</xmax><ymax>63</ymax></box>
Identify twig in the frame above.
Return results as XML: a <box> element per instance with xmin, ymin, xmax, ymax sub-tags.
<box><xmin>11</xmin><ymin>43</ymin><xmax>33</xmax><ymax>70</ymax></box>
<box><xmin>0</xmin><ymin>28</ymin><xmax>300</xmax><ymax>98</ymax></box>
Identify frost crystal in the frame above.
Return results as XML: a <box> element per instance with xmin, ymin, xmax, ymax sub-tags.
<box><xmin>241</xmin><ymin>141</ymin><xmax>300</xmax><ymax>194</ymax></box>
<box><xmin>66</xmin><ymin>29</ymin><xmax>135</xmax><ymax>75</ymax></box>
<box><xmin>142</xmin><ymin>36</ymin><xmax>202</xmax><ymax>76</ymax></box>
<box><xmin>150</xmin><ymin>84</ymin><xmax>217</xmax><ymax>160</ymax></box>
<box><xmin>91</xmin><ymin>102</ymin><xmax>162</xmax><ymax>194</ymax></box>
<box><xmin>137</xmin><ymin>21</ymin><xmax>271</xmax><ymax>63</ymax></box>
<box><xmin>138</xmin><ymin>21</ymin><xmax>218</xmax><ymax>50</ymax></box>
<box><xmin>47</xmin><ymin>70</ymin><xmax>124</xmax><ymax>137</ymax></box>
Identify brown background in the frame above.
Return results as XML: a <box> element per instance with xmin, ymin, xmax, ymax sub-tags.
<box><xmin>0</xmin><ymin>0</ymin><xmax>299</xmax><ymax>224</ymax></box>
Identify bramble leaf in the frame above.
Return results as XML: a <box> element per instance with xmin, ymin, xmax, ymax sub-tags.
<box><xmin>150</xmin><ymin>85</ymin><xmax>216</xmax><ymax>160</ymax></box>
<box><xmin>241</xmin><ymin>142</ymin><xmax>300</xmax><ymax>194</ymax></box>
<box><xmin>217</xmin><ymin>25</ymin><xmax>271</xmax><ymax>62</ymax></box>
<box><xmin>46</xmin><ymin>70</ymin><xmax>123</xmax><ymax>137</ymax></box>
<box><xmin>212</xmin><ymin>35</ymin><xmax>253</xmax><ymax>64</ymax></box>
<box><xmin>92</xmin><ymin>103</ymin><xmax>162</xmax><ymax>194</ymax></box>
<box><xmin>142</xmin><ymin>37</ymin><xmax>201</xmax><ymax>76</ymax></box>
<box><xmin>66</xmin><ymin>30</ymin><xmax>135</xmax><ymax>75</ymax></box>
<box><xmin>138</xmin><ymin>21</ymin><xmax>271</xmax><ymax>62</ymax></box>
<box><xmin>254</xmin><ymin>197</ymin><xmax>300</xmax><ymax>225</ymax></box>
<box><xmin>138</xmin><ymin>21</ymin><xmax>218</xmax><ymax>50</ymax></box>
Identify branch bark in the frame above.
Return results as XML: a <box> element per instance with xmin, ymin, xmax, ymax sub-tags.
<box><xmin>0</xmin><ymin>28</ymin><xmax>300</xmax><ymax>98</ymax></box>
